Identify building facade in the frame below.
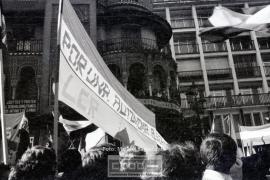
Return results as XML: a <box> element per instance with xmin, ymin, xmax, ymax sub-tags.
<box><xmin>2</xmin><ymin>0</ymin><xmax>181</xmax><ymax>146</ymax></box>
<box><xmin>152</xmin><ymin>0</ymin><xmax>270</xmax><ymax>136</ymax></box>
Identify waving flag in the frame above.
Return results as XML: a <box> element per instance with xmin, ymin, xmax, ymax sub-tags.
<box><xmin>57</xmin><ymin>0</ymin><xmax>168</xmax><ymax>150</ymax></box>
<box><xmin>199</xmin><ymin>5</ymin><xmax>270</xmax><ymax>42</ymax></box>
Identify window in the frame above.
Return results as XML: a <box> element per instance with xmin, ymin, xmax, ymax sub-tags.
<box><xmin>232</xmin><ymin>114</ymin><xmax>241</xmax><ymax>132</ymax></box>
<box><xmin>253</xmin><ymin>113</ymin><xmax>261</xmax><ymax>126</ymax></box>
<box><xmin>213</xmin><ymin>115</ymin><xmax>224</xmax><ymax>133</ymax></box>
<box><xmin>243</xmin><ymin>113</ymin><xmax>252</xmax><ymax>126</ymax></box>
<box><xmin>262</xmin><ymin>112</ymin><xmax>270</xmax><ymax>124</ymax></box>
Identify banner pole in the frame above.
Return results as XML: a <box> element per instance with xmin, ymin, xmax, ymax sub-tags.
<box><xmin>53</xmin><ymin>0</ymin><xmax>63</xmax><ymax>161</ymax></box>
<box><xmin>0</xmin><ymin>48</ymin><xmax>7</xmax><ymax>164</ymax></box>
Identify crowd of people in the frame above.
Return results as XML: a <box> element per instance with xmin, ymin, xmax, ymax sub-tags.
<box><xmin>1</xmin><ymin>133</ymin><xmax>270</xmax><ymax>180</ymax></box>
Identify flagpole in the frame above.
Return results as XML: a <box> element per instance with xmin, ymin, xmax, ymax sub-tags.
<box><xmin>0</xmin><ymin>48</ymin><xmax>7</xmax><ymax>164</ymax></box>
<box><xmin>0</xmin><ymin>4</ymin><xmax>8</xmax><ymax>164</ymax></box>
<box><xmin>53</xmin><ymin>0</ymin><xmax>63</xmax><ymax>160</ymax></box>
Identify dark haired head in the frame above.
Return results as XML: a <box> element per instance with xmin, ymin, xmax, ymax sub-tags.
<box><xmin>78</xmin><ymin>143</ymin><xmax>118</xmax><ymax>180</ymax></box>
<box><xmin>200</xmin><ymin>133</ymin><xmax>237</xmax><ymax>174</ymax></box>
<box><xmin>8</xmin><ymin>146</ymin><xmax>56</xmax><ymax>180</ymax></box>
<box><xmin>59</xmin><ymin>148</ymin><xmax>82</xmax><ymax>179</ymax></box>
<box><xmin>155</xmin><ymin>141</ymin><xmax>202</xmax><ymax>180</ymax></box>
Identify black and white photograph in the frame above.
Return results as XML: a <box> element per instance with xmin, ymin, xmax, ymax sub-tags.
<box><xmin>1</xmin><ymin>0</ymin><xmax>270</xmax><ymax>179</ymax></box>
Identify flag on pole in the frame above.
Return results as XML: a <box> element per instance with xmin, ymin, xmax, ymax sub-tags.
<box><xmin>2</xmin><ymin>112</ymin><xmax>29</xmax><ymax>164</ymax></box>
<box><xmin>57</xmin><ymin>0</ymin><xmax>168</xmax><ymax>151</ymax></box>
<box><xmin>199</xmin><ymin>5</ymin><xmax>270</xmax><ymax>42</ymax></box>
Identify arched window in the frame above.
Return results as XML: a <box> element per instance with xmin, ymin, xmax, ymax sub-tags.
<box><xmin>128</xmin><ymin>63</ymin><xmax>146</xmax><ymax>97</ymax></box>
<box><xmin>108</xmin><ymin>64</ymin><xmax>121</xmax><ymax>82</ymax></box>
<box><xmin>16</xmin><ymin>66</ymin><xmax>37</xmax><ymax>100</ymax></box>
<box><xmin>152</xmin><ymin>65</ymin><xmax>166</xmax><ymax>96</ymax></box>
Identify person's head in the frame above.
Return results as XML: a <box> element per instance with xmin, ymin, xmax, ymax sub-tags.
<box><xmin>200</xmin><ymin>133</ymin><xmax>237</xmax><ymax>174</ymax></box>
<box><xmin>79</xmin><ymin>143</ymin><xmax>118</xmax><ymax>180</ymax></box>
<box><xmin>0</xmin><ymin>163</ymin><xmax>10</xmax><ymax>180</ymax></box>
<box><xmin>60</xmin><ymin>148</ymin><xmax>82</xmax><ymax>173</ymax></box>
<box><xmin>156</xmin><ymin>141</ymin><xmax>202</xmax><ymax>180</ymax></box>
<box><xmin>8</xmin><ymin>146</ymin><xmax>56</xmax><ymax>180</ymax></box>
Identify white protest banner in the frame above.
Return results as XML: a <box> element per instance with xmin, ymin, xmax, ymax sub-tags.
<box><xmin>58</xmin><ymin>0</ymin><xmax>168</xmax><ymax>150</ymax></box>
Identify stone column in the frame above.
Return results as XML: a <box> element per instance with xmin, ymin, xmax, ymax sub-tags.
<box><xmin>166</xmin><ymin>76</ymin><xmax>171</xmax><ymax>100</ymax></box>
<box><xmin>147</xmin><ymin>73</ymin><xmax>153</xmax><ymax>97</ymax></box>
<box><xmin>192</xmin><ymin>6</ymin><xmax>210</xmax><ymax>96</ymax></box>
<box><xmin>226</xmin><ymin>39</ymin><xmax>240</xmax><ymax>95</ymax></box>
<box><xmin>11</xmin><ymin>78</ymin><xmax>17</xmax><ymax>100</ymax></box>
<box><xmin>244</xmin><ymin>3</ymin><xmax>268</xmax><ymax>93</ymax></box>
<box><xmin>165</xmin><ymin>7</ymin><xmax>176</xmax><ymax>61</ymax></box>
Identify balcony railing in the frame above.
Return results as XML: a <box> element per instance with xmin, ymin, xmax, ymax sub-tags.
<box><xmin>97</xmin><ymin>38</ymin><xmax>159</xmax><ymax>54</ymax></box>
<box><xmin>230</xmin><ymin>40</ymin><xmax>255</xmax><ymax>51</ymax></box>
<box><xmin>7</xmin><ymin>40</ymin><xmax>43</xmax><ymax>53</ymax></box>
<box><xmin>171</xmin><ymin>18</ymin><xmax>195</xmax><ymax>29</ymax></box>
<box><xmin>181</xmin><ymin>93</ymin><xmax>270</xmax><ymax>109</ymax></box>
<box><xmin>202</xmin><ymin>42</ymin><xmax>227</xmax><ymax>52</ymax></box>
<box><xmin>106</xmin><ymin>0</ymin><xmax>152</xmax><ymax>10</ymax></box>
<box><xmin>178</xmin><ymin>70</ymin><xmax>203</xmax><ymax>82</ymax></box>
<box><xmin>207</xmin><ymin>68</ymin><xmax>232</xmax><ymax>80</ymax></box>
<box><xmin>258</xmin><ymin>39</ymin><xmax>270</xmax><ymax>50</ymax></box>
<box><xmin>198</xmin><ymin>17</ymin><xmax>211</xmax><ymax>27</ymax></box>
<box><xmin>174</xmin><ymin>43</ymin><xmax>199</xmax><ymax>55</ymax></box>
<box><xmin>235</xmin><ymin>66</ymin><xmax>261</xmax><ymax>78</ymax></box>
<box><xmin>205</xmin><ymin>93</ymin><xmax>270</xmax><ymax>109</ymax></box>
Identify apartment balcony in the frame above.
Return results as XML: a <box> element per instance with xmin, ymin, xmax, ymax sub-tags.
<box><xmin>171</xmin><ymin>18</ymin><xmax>195</xmax><ymax>29</ymax></box>
<box><xmin>180</xmin><ymin>93</ymin><xmax>270</xmax><ymax>109</ymax></box>
<box><xmin>7</xmin><ymin>40</ymin><xmax>43</xmax><ymax>55</ymax></box>
<box><xmin>178</xmin><ymin>70</ymin><xmax>203</xmax><ymax>82</ymax></box>
<box><xmin>202</xmin><ymin>42</ymin><xmax>227</xmax><ymax>53</ymax></box>
<box><xmin>258</xmin><ymin>39</ymin><xmax>270</xmax><ymax>50</ymax></box>
<box><xmin>198</xmin><ymin>17</ymin><xmax>212</xmax><ymax>27</ymax></box>
<box><xmin>205</xmin><ymin>93</ymin><xmax>270</xmax><ymax>109</ymax></box>
<box><xmin>174</xmin><ymin>43</ymin><xmax>199</xmax><ymax>55</ymax></box>
<box><xmin>207</xmin><ymin>68</ymin><xmax>232</xmax><ymax>80</ymax></box>
<box><xmin>105</xmin><ymin>0</ymin><xmax>152</xmax><ymax>10</ymax></box>
<box><xmin>235</xmin><ymin>66</ymin><xmax>261</xmax><ymax>78</ymax></box>
<box><xmin>97</xmin><ymin>38</ymin><xmax>169</xmax><ymax>55</ymax></box>
<box><xmin>230</xmin><ymin>40</ymin><xmax>255</xmax><ymax>51</ymax></box>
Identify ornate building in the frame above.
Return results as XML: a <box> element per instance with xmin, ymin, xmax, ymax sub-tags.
<box><xmin>2</xmin><ymin>0</ymin><xmax>182</xmax><ymax>146</ymax></box>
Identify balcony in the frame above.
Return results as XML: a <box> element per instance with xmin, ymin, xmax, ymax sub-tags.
<box><xmin>181</xmin><ymin>93</ymin><xmax>270</xmax><ymax>109</ymax></box>
<box><xmin>230</xmin><ymin>40</ymin><xmax>255</xmax><ymax>51</ymax></box>
<box><xmin>105</xmin><ymin>0</ymin><xmax>152</xmax><ymax>10</ymax></box>
<box><xmin>178</xmin><ymin>70</ymin><xmax>203</xmax><ymax>82</ymax></box>
<box><xmin>235</xmin><ymin>66</ymin><xmax>261</xmax><ymax>78</ymax></box>
<box><xmin>174</xmin><ymin>43</ymin><xmax>199</xmax><ymax>55</ymax></box>
<box><xmin>7</xmin><ymin>40</ymin><xmax>43</xmax><ymax>55</ymax></box>
<box><xmin>202</xmin><ymin>42</ymin><xmax>227</xmax><ymax>53</ymax></box>
<box><xmin>97</xmin><ymin>38</ymin><xmax>162</xmax><ymax>55</ymax></box>
<box><xmin>258</xmin><ymin>39</ymin><xmax>270</xmax><ymax>50</ymax></box>
<box><xmin>198</xmin><ymin>17</ymin><xmax>212</xmax><ymax>27</ymax></box>
<box><xmin>171</xmin><ymin>18</ymin><xmax>195</xmax><ymax>29</ymax></box>
<box><xmin>205</xmin><ymin>93</ymin><xmax>270</xmax><ymax>109</ymax></box>
<box><xmin>207</xmin><ymin>68</ymin><xmax>232</xmax><ymax>80</ymax></box>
